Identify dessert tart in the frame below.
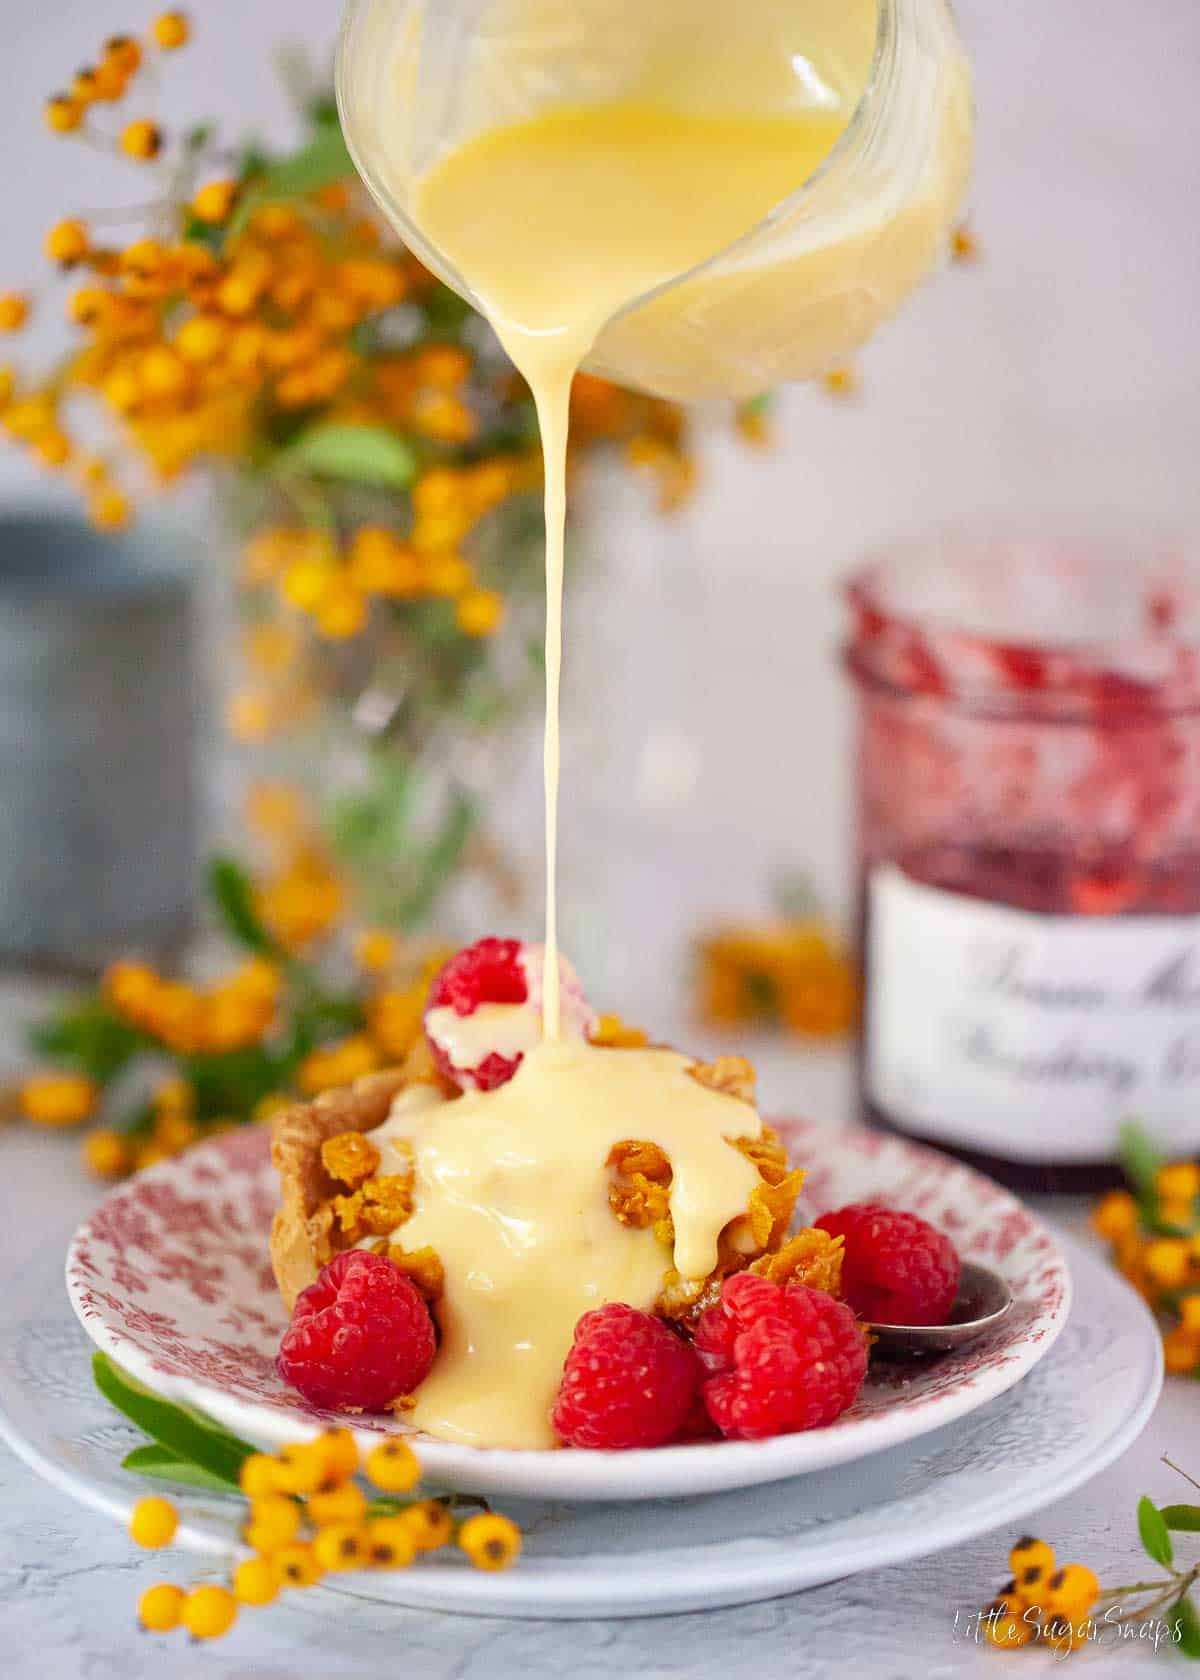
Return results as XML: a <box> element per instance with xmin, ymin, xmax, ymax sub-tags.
<box><xmin>268</xmin><ymin>938</ymin><xmax>939</xmax><ymax>1451</ymax></box>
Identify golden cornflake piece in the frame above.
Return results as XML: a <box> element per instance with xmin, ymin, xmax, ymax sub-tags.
<box><xmin>334</xmin><ymin>1171</ymin><xmax>415</xmax><ymax>1241</ymax></box>
<box><xmin>607</xmin><ymin>1137</ymin><xmax>673</xmax><ymax>1231</ymax></box>
<box><xmin>607</xmin><ymin>1139</ymin><xmax>670</xmax><ymax>1181</ymax></box>
<box><xmin>747</xmin><ymin>1168</ymin><xmax>805</xmax><ymax>1251</ymax></box>
<box><xmin>608</xmin><ymin>1174</ymin><xmax>672</xmax><ymax>1231</ymax></box>
<box><xmin>750</xmin><ymin>1226</ymin><xmax>844</xmax><ymax>1297</ymax></box>
<box><xmin>735</xmin><ymin>1124</ymin><xmax>793</xmax><ymax>1187</ymax></box>
<box><xmin>590</xmin><ymin>1013</ymin><xmax>649</xmax><ymax>1049</ymax></box>
<box><xmin>320</xmin><ymin>1130</ymin><xmax>381</xmax><ymax>1188</ymax></box>
<box><xmin>689</xmin><ymin>1055</ymin><xmax>756</xmax><ymax>1104</ymax></box>
<box><xmin>387</xmin><ymin>1242</ymin><xmax>445</xmax><ymax>1301</ymax></box>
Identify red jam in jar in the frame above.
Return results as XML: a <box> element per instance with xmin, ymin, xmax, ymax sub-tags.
<box><xmin>845</xmin><ymin>527</ymin><xmax>1200</xmax><ymax>1190</ymax></box>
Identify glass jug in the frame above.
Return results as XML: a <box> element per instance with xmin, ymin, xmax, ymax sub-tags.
<box><xmin>336</xmin><ymin>0</ymin><xmax>973</xmax><ymax>402</ymax></box>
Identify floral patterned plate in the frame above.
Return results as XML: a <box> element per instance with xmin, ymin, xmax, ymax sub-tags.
<box><xmin>65</xmin><ymin>1121</ymin><xmax>1072</xmax><ymax>1504</ymax></box>
<box><xmin>0</xmin><ymin>1211</ymin><xmax>1157</xmax><ymax>1618</ymax></box>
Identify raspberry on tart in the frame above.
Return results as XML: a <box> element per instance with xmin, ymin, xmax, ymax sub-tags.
<box><xmin>552</xmin><ymin>1304</ymin><xmax>700</xmax><ymax>1449</ymax></box>
<box><xmin>695</xmin><ymin>1272</ymin><xmax>867</xmax><ymax>1440</ymax></box>
<box><xmin>423</xmin><ymin>936</ymin><xmax>596</xmax><ymax>1091</ymax></box>
<box><xmin>277</xmin><ymin>1250</ymin><xmax>436</xmax><ymax>1412</ymax></box>
<box><xmin>814</xmin><ymin>1202</ymin><xmax>961</xmax><ymax>1326</ymax></box>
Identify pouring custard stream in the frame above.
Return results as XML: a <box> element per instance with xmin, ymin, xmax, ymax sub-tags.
<box><xmin>411</xmin><ymin>102</ymin><xmax>850</xmax><ymax>1034</ymax></box>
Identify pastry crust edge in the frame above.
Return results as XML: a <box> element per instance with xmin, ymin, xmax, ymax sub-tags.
<box><xmin>269</xmin><ymin>1067</ymin><xmax>412</xmax><ymax>1313</ymax></box>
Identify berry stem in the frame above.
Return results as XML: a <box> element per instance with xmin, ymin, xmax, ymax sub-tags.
<box><xmin>1163</xmin><ymin>1453</ymin><xmax>1200</xmax><ymax>1494</ymax></box>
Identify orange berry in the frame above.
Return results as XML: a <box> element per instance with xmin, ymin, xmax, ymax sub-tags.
<box><xmin>1009</xmin><ymin>1535</ymin><xmax>1055</xmax><ymax>1603</ymax></box>
<box><xmin>364</xmin><ymin>1516</ymin><xmax>418</xmax><ymax>1571</ymax></box>
<box><xmin>1091</xmin><ymin>1189</ymin><xmax>1139</xmax><ymax>1243</ymax></box>
<box><xmin>176</xmin><ymin>312</ymin><xmax>229</xmax><ymax>364</ymax></box>
<box><xmin>45</xmin><ymin>218</ymin><xmax>89</xmax><ymax>268</ymax></box>
<box><xmin>238</xmin><ymin>1453</ymin><xmax>281</xmax><ymax>1500</ymax></box>
<box><xmin>19</xmin><ymin>1073</ymin><xmax>97</xmax><ymax>1127</ymax></box>
<box><xmin>104</xmin><ymin>35</ymin><xmax>143</xmax><ymax>76</ymax></box>
<box><xmin>137</xmin><ymin>1582</ymin><xmax>184</xmax><ymax>1632</ymax></box>
<box><xmin>458</xmin><ymin>1512</ymin><xmax>521</xmax><ymax>1572</ymax></box>
<box><xmin>307</xmin><ymin>1482</ymin><xmax>368</xmax><ymax>1533</ymax></box>
<box><xmin>45</xmin><ymin>93</ymin><xmax>84</xmax><ymax>134</ymax></box>
<box><xmin>273</xmin><ymin>1542</ymin><xmax>323</xmax><ymax>1588</ymax></box>
<box><xmin>0</xmin><ymin>365</ymin><xmax>14</xmax><ymax>409</ymax></box>
<box><xmin>424</xmin><ymin>554</ymin><xmax>473</xmax><ymax>597</ymax></box>
<box><xmin>83</xmin><ymin>1128</ymin><xmax>130</xmax><ymax>1178</ymax></box>
<box><xmin>90</xmin><ymin>488</ymin><xmax>131</xmax><ymax>531</ymax></box>
<box><xmin>149</xmin><ymin>12</ymin><xmax>189</xmax><ymax>49</ymax></box>
<box><xmin>102</xmin><ymin>363</ymin><xmax>141</xmax><ymax>416</ymax></box>
<box><xmin>1163</xmin><ymin>1324</ymin><xmax>1200</xmax><ymax>1374</ymax></box>
<box><xmin>68</xmin><ymin>285</ymin><xmax>114</xmax><ymax>329</ymax></box>
<box><xmin>130</xmin><ymin>1495</ymin><xmax>178</xmax><ymax>1549</ymax></box>
<box><xmin>33</xmin><ymin>431</ymin><xmax>72</xmax><ymax>469</ymax></box>
<box><xmin>314</xmin><ymin>582</ymin><xmax>368</xmax><ymax>640</ymax></box>
<box><xmin>192</xmin><ymin>179</ymin><xmax>237</xmax><ymax>225</ymax></box>
<box><xmin>71</xmin><ymin>67</ymin><xmax>100</xmax><ymax>105</ymax></box>
<box><xmin>232</xmin><ymin>1555</ymin><xmax>278</xmax><ymax>1607</ymax></box>
<box><xmin>120</xmin><ymin>120</ymin><xmax>164</xmax><ymax>161</ymax></box>
<box><xmin>180</xmin><ymin>1584</ymin><xmax>236</xmax><ymax>1640</ymax></box>
<box><xmin>1042</xmin><ymin>1562</ymin><xmax>1100</xmax><ymax>1620</ymax></box>
<box><xmin>354</xmin><ymin>928</ymin><xmax>397</xmax><ymax>974</ymax></box>
<box><xmin>91</xmin><ymin>60</ymin><xmax>129</xmax><ymax>102</ymax></box>
<box><xmin>0</xmin><ymin>293</ymin><xmax>30</xmax><ymax>332</ymax></box>
<box><xmin>455</xmin><ymin>587</ymin><xmax>505</xmax><ymax>638</ymax></box>
<box><xmin>139</xmin><ymin>345</ymin><xmax>192</xmax><ymax>401</ymax></box>
<box><xmin>364</xmin><ymin>1437</ymin><xmax>420</xmax><ymax>1494</ymax></box>
<box><xmin>152</xmin><ymin>12</ymin><xmax>191</xmax><ymax>50</ymax></box>
<box><xmin>313</xmin><ymin>1426</ymin><xmax>360</xmax><ymax>1484</ymax></box>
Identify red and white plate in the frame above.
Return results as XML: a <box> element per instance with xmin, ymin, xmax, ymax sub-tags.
<box><xmin>65</xmin><ymin>1119</ymin><xmax>1072</xmax><ymax>1503</ymax></box>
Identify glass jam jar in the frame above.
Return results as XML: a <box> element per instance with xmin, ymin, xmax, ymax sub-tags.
<box><xmin>845</xmin><ymin>526</ymin><xmax>1200</xmax><ymax>1190</ymax></box>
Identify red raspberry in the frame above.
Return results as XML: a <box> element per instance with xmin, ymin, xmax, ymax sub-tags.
<box><xmin>552</xmin><ymin>1304</ymin><xmax>700</xmax><ymax>1449</ymax></box>
<box><xmin>425</xmin><ymin>937</ymin><xmax>527</xmax><ymax>1091</ymax></box>
<box><xmin>815</xmin><ymin>1202</ymin><xmax>961</xmax><ymax>1326</ymax></box>
<box><xmin>277</xmin><ymin>1250</ymin><xmax>436</xmax><ymax>1412</ymax></box>
<box><xmin>695</xmin><ymin>1273</ymin><xmax>866</xmax><ymax>1440</ymax></box>
<box><xmin>424</xmin><ymin>936</ymin><xmax>595</xmax><ymax>1092</ymax></box>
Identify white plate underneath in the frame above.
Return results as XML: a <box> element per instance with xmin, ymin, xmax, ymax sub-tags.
<box><xmin>5</xmin><ymin>1227</ymin><xmax>1160</xmax><ymax>1617</ymax></box>
<box><xmin>63</xmin><ymin>1123</ymin><xmax>1072</xmax><ymax>1502</ymax></box>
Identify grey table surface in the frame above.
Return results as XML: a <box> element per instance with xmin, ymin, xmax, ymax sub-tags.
<box><xmin>0</xmin><ymin>1004</ymin><xmax>1193</xmax><ymax>1679</ymax></box>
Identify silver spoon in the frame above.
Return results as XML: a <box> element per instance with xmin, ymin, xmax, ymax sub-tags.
<box><xmin>867</xmin><ymin>1260</ymin><xmax>1014</xmax><ymax>1357</ymax></box>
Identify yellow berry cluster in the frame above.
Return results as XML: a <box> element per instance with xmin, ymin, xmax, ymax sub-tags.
<box><xmin>2</xmin><ymin>19</ymin><xmax>198</xmax><ymax>525</ymax></box>
<box><xmin>1093</xmin><ymin>1160</ymin><xmax>1200</xmax><ymax>1374</ymax></box>
<box><xmin>103</xmin><ymin>954</ymin><xmax>281</xmax><ymax>1054</ymax></box>
<box><xmin>241</xmin><ymin>477</ymin><xmax>519</xmax><ymax>653</ymax></box>
<box><xmin>131</xmin><ymin>1429</ymin><xmax>521</xmax><ymax>1641</ymax></box>
<box><xmin>694</xmin><ymin>920</ymin><xmax>858</xmax><ymax>1039</ymax></box>
<box><xmin>298</xmin><ymin>959</ymin><xmax>448</xmax><ymax>1096</ymax></box>
<box><xmin>981</xmin><ymin>1536</ymin><xmax>1100</xmax><ymax>1654</ymax></box>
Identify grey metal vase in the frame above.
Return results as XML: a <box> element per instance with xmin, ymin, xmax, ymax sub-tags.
<box><xmin>0</xmin><ymin>507</ymin><xmax>197</xmax><ymax>969</ymax></box>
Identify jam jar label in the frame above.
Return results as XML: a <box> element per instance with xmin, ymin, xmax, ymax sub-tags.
<box><xmin>867</xmin><ymin>863</ymin><xmax>1200</xmax><ymax>1161</ymax></box>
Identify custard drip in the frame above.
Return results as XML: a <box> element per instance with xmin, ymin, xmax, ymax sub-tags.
<box><xmin>373</xmin><ymin>1038</ymin><xmax>761</xmax><ymax>1448</ymax></box>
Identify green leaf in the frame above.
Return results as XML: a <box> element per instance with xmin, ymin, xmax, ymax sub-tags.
<box><xmin>1120</xmin><ymin>1123</ymin><xmax>1164</xmax><ymax>1196</ymax></box>
<box><xmin>1162</xmin><ymin>1505</ymin><xmax>1200</xmax><ymax>1532</ymax></box>
<box><xmin>93</xmin><ymin>1353</ymin><xmax>253</xmax><ymax>1486</ymax></box>
<box><xmin>208</xmin><ymin>855</ymin><xmax>278</xmax><ymax>956</ymax></box>
<box><xmin>122</xmin><ymin>1443</ymin><xmax>240</xmax><ymax>1495</ymax></box>
<box><xmin>1175</xmin><ymin>1593</ymin><xmax>1200</xmax><ymax>1660</ymax></box>
<box><xmin>280</xmin><ymin>424</ymin><xmax>417</xmax><ymax>490</ymax></box>
<box><xmin>1138</xmin><ymin>1495</ymin><xmax>1175</xmax><ymax>1567</ymax></box>
<box><xmin>30</xmin><ymin>998</ymin><xmax>143</xmax><ymax>1085</ymax></box>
